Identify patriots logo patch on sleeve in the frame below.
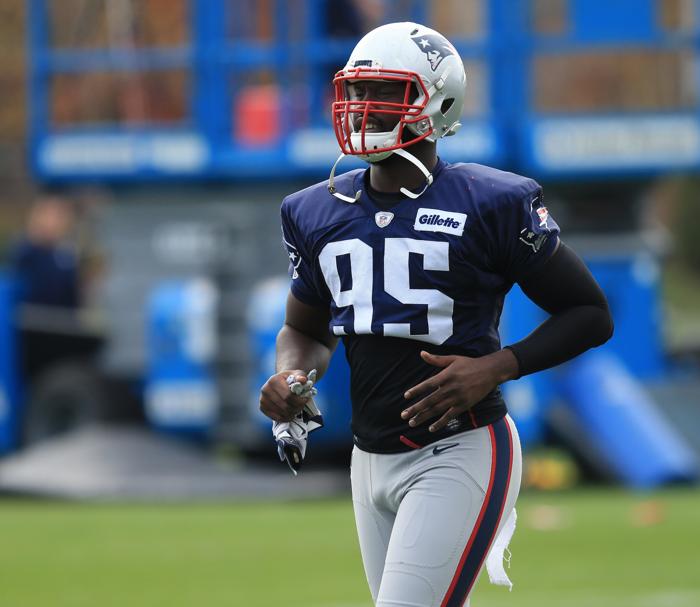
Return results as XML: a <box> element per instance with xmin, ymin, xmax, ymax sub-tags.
<box><xmin>410</xmin><ymin>34</ymin><xmax>457</xmax><ymax>71</ymax></box>
<box><xmin>282</xmin><ymin>232</ymin><xmax>303</xmax><ymax>279</ymax></box>
<box><xmin>528</xmin><ymin>194</ymin><xmax>553</xmax><ymax>232</ymax></box>
<box><xmin>518</xmin><ymin>194</ymin><xmax>555</xmax><ymax>252</ymax></box>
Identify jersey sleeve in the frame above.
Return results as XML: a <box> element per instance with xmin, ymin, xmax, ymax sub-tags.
<box><xmin>491</xmin><ymin>187</ymin><xmax>561</xmax><ymax>282</ymax></box>
<box><xmin>280</xmin><ymin>200</ymin><xmax>330</xmax><ymax>308</ymax></box>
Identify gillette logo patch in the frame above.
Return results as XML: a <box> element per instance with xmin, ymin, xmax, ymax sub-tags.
<box><xmin>414</xmin><ymin>208</ymin><xmax>467</xmax><ymax>236</ymax></box>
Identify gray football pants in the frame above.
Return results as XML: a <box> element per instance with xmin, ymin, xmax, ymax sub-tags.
<box><xmin>350</xmin><ymin>415</ymin><xmax>522</xmax><ymax>607</ymax></box>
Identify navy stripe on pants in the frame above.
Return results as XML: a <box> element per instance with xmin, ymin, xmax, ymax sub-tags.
<box><xmin>442</xmin><ymin>417</ymin><xmax>513</xmax><ymax>607</ymax></box>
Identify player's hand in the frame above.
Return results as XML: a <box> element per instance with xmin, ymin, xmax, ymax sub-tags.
<box><xmin>260</xmin><ymin>370</ymin><xmax>311</xmax><ymax>422</ymax></box>
<box><xmin>401</xmin><ymin>350</ymin><xmax>518</xmax><ymax>432</ymax></box>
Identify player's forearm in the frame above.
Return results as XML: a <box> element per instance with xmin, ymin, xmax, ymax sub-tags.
<box><xmin>275</xmin><ymin>323</ymin><xmax>335</xmax><ymax>378</ymax></box>
<box><xmin>506</xmin><ymin>304</ymin><xmax>613</xmax><ymax>377</ymax></box>
<box><xmin>509</xmin><ymin>242</ymin><xmax>614</xmax><ymax>378</ymax></box>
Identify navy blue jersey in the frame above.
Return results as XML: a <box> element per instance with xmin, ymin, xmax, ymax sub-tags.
<box><xmin>281</xmin><ymin>159</ymin><xmax>560</xmax><ymax>452</ymax></box>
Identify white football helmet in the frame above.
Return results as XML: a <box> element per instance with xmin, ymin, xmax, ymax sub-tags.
<box><xmin>332</xmin><ymin>22</ymin><xmax>467</xmax><ymax>163</ymax></box>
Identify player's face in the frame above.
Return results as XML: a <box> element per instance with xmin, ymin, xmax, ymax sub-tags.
<box><xmin>346</xmin><ymin>80</ymin><xmax>408</xmax><ymax>132</ymax></box>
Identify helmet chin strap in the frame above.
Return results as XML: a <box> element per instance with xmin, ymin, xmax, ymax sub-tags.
<box><xmin>327</xmin><ymin>147</ymin><xmax>434</xmax><ymax>203</ymax></box>
<box><xmin>327</xmin><ymin>153</ymin><xmax>362</xmax><ymax>203</ymax></box>
<box><xmin>393</xmin><ymin>147</ymin><xmax>434</xmax><ymax>199</ymax></box>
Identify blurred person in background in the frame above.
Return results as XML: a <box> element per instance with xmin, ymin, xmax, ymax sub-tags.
<box><xmin>326</xmin><ymin>0</ymin><xmax>387</xmax><ymax>37</ymax></box>
<box><xmin>325</xmin><ymin>0</ymin><xmax>365</xmax><ymax>38</ymax></box>
<box><xmin>9</xmin><ymin>193</ymin><xmax>82</xmax><ymax>311</ymax></box>
<box><xmin>7</xmin><ymin>192</ymin><xmax>107</xmax><ymax>443</ymax></box>
<box><xmin>260</xmin><ymin>21</ymin><xmax>613</xmax><ymax>607</ymax></box>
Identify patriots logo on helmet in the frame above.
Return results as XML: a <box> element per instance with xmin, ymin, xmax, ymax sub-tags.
<box><xmin>411</xmin><ymin>34</ymin><xmax>456</xmax><ymax>71</ymax></box>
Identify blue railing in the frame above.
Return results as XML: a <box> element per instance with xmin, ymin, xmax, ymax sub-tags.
<box><xmin>27</xmin><ymin>0</ymin><xmax>700</xmax><ymax>181</ymax></box>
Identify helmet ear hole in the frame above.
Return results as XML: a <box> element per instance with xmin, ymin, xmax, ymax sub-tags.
<box><xmin>440</xmin><ymin>98</ymin><xmax>455</xmax><ymax>115</ymax></box>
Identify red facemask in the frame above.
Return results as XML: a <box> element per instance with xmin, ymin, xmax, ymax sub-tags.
<box><xmin>332</xmin><ymin>68</ymin><xmax>433</xmax><ymax>157</ymax></box>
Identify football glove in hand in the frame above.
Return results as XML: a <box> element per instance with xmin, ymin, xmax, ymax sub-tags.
<box><xmin>272</xmin><ymin>369</ymin><xmax>324</xmax><ymax>475</ymax></box>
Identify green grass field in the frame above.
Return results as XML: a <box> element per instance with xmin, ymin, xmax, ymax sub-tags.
<box><xmin>0</xmin><ymin>488</ymin><xmax>698</xmax><ymax>607</ymax></box>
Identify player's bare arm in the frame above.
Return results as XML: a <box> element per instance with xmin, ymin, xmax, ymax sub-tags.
<box><xmin>403</xmin><ymin>241</ymin><xmax>613</xmax><ymax>432</ymax></box>
<box><xmin>259</xmin><ymin>292</ymin><xmax>337</xmax><ymax>422</ymax></box>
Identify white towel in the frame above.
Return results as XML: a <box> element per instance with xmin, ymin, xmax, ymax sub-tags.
<box><xmin>485</xmin><ymin>508</ymin><xmax>517</xmax><ymax>590</ymax></box>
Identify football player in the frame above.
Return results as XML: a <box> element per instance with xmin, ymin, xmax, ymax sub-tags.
<box><xmin>259</xmin><ymin>22</ymin><xmax>613</xmax><ymax>607</ymax></box>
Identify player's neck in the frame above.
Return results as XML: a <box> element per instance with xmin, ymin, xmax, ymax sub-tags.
<box><xmin>368</xmin><ymin>142</ymin><xmax>437</xmax><ymax>194</ymax></box>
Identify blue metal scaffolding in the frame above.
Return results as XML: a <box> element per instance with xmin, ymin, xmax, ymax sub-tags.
<box><xmin>26</xmin><ymin>0</ymin><xmax>700</xmax><ymax>181</ymax></box>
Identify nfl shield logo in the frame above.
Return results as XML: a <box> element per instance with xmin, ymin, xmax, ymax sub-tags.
<box><xmin>536</xmin><ymin>206</ymin><xmax>549</xmax><ymax>228</ymax></box>
<box><xmin>375</xmin><ymin>211</ymin><xmax>394</xmax><ymax>228</ymax></box>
